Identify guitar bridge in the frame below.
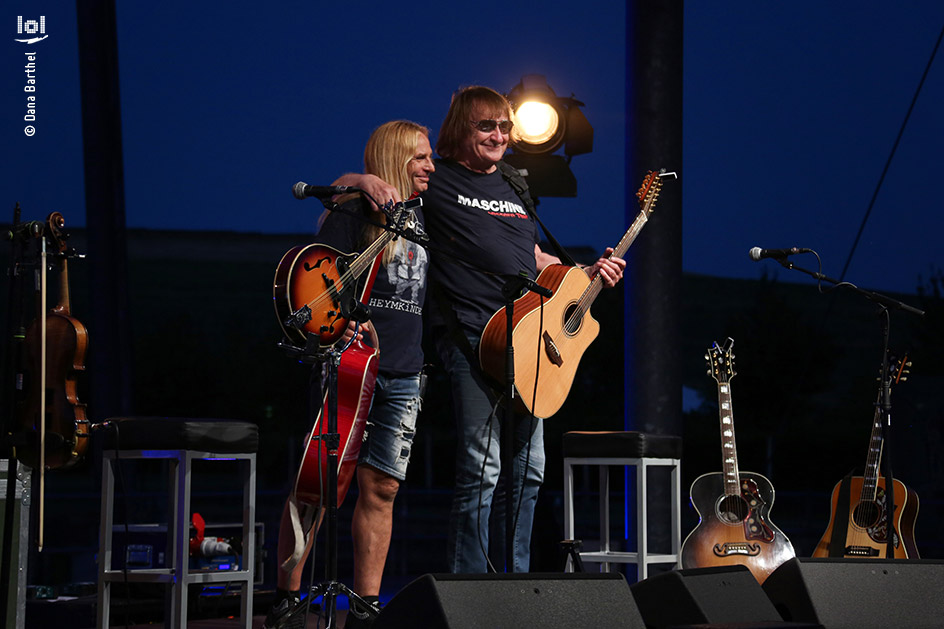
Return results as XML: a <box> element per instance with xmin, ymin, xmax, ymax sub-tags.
<box><xmin>712</xmin><ymin>542</ymin><xmax>761</xmax><ymax>557</ymax></box>
<box><xmin>285</xmin><ymin>305</ymin><xmax>312</xmax><ymax>330</ymax></box>
<box><xmin>543</xmin><ymin>331</ymin><xmax>563</xmax><ymax>367</ymax></box>
<box><xmin>844</xmin><ymin>545</ymin><xmax>881</xmax><ymax>557</ymax></box>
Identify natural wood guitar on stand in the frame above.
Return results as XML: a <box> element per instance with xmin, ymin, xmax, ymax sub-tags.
<box><xmin>680</xmin><ymin>338</ymin><xmax>796</xmax><ymax>584</ymax></box>
<box><xmin>813</xmin><ymin>354</ymin><xmax>919</xmax><ymax>559</ymax></box>
<box><xmin>478</xmin><ymin>170</ymin><xmax>667</xmax><ymax>419</ymax></box>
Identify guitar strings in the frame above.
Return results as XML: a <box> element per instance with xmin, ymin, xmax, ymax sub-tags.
<box><xmin>553</xmin><ymin>216</ymin><xmax>649</xmax><ymax>342</ymax></box>
<box><xmin>294</xmin><ymin>233</ymin><xmax>395</xmax><ymax>322</ymax></box>
<box><xmin>552</xmin><ymin>181</ymin><xmax>660</xmax><ymax>344</ymax></box>
<box><xmin>291</xmin><ymin>207</ymin><xmax>414</xmax><ymax>322</ymax></box>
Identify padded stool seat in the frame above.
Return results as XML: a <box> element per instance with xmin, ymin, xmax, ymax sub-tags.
<box><xmin>96</xmin><ymin>417</ymin><xmax>258</xmax><ymax>629</ymax></box>
<box><xmin>563</xmin><ymin>431</ymin><xmax>682</xmax><ymax>582</ymax></box>
<box><xmin>96</xmin><ymin>416</ymin><xmax>259</xmax><ymax>452</ymax></box>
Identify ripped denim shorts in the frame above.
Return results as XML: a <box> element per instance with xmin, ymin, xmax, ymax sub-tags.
<box><xmin>358</xmin><ymin>372</ymin><xmax>422</xmax><ymax>481</ymax></box>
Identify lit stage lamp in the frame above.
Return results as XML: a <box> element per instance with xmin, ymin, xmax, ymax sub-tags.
<box><xmin>505</xmin><ymin>75</ymin><xmax>593</xmax><ymax>197</ymax></box>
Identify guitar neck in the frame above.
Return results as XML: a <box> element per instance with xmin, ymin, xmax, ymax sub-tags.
<box><xmin>717</xmin><ymin>381</ymin><xmax>741</xmax><ymax>496</ymax></box>
<box><xmin>348</xmin><ymin>229</ymin><xmax>397</xmax><ymax>278</ymax></box>
<box><xmin>860</xmin><ymin>398</ymin><xmax>885</xmax><ymax>500</ymax></box>
<box><xmin>574</xmin><ymin>207</ymin><xmax>649</xmax><ymax>314</ymax></box>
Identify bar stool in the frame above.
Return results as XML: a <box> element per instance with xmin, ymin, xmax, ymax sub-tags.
<box><xmin>563</xmin><ymin>430</ymin><xmax>682</xmax><ymax>582</ymax></box>
<box><xmin>96</xmin><ymin>417</ymin><xmax>258</xmax><ymax>629</ymax></box>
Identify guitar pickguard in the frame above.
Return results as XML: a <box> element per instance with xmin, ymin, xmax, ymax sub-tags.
<box><xmin>739</xmin><ymin>477</ymin><xmax>776</xmax><ymax>543</ymax></box>
<box><xmin>855</xmin><ymin>487</ymin><xmax>899</xmax><ymax>548</ymax></box>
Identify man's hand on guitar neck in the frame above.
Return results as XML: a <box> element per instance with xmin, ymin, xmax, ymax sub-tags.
<box><xmin>583</xmin><ymin>247</ymin><xmax>625</xmax><ymax>288</ymax></box>
<box><xmin>333</xmin><ymin>173</ymin><xmax>401</xmax><ymax>211</ymax></box>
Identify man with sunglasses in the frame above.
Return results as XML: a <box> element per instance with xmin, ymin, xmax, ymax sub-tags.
<box><xmin>339</xmin><ymin>85</ymin><xmax>624</xmax><ymax>575</ymax></box>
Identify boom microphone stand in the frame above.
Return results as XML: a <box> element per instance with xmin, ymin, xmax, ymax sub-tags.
<box><xmin>763</xmin><ymin>251</ymin><xmax>924</xmax><ymax>559</ymax></box>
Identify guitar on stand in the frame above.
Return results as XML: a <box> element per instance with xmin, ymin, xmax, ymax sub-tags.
<box><xmin>478</xmin><ymin>169</ymin><xmax>672</xmax><ymax>419</ymax></box>
<box><xmin>680</xmin><ymin>338</ymin><xmax>796</xmax><ymax>584</ymax></box>
<box><xmin>273</xmin><ymin>194</ymin><xmax>422</xmax><ymax>629</ymax></box>
<box><xmin>813</xmin><ymin>353</ymin><xmax>919</xmax><ymax>559</ymax></box>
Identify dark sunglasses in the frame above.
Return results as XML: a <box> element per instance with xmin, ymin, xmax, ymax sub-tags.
<box><xmin>471</xmin><ymin>119</ymin><xmax>514</xmax><ymax>134</ymax></box>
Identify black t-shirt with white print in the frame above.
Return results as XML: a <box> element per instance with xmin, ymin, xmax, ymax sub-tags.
<box><xmin>422</xmin><ymin>158</ymin><xmax>539</xmax><ymax>334</ymax></box>
<box><xmin>316</xmin><ymin>197</ymin><xmax>427</xmax><ymax>376</ymax></box>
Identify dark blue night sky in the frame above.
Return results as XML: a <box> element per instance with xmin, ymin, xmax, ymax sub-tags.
<box><xmin>3</xmin><ymin>1</ymin><xmax>943</xmax><ymax>295</ymax></box>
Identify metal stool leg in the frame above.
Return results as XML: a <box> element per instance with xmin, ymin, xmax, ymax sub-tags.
<box><xmin>239</xmin><ymin>454</ymin><xmax>256</xmax><ymax>626</ymax></box>
<box><xmin>599</xmin><ymin>465</ymin><xmax>610</xmax><ymax>572</ymax></box>
<box><xmin>671</xmin><ymin>457</ymin><xmax>681</xmax><ymax>564</ymax></box>
<box><xmin>636</xmin><ymin>459</ymin><xmax>647</xmax><ymax>581</ymax></box>
<box><xmin>97</xmin><ymin>457</ymin><xmax>115</xmax><ymax>629</ymax></box>
<box><xmin>563</xmin><ymin>458</ymin><xmax>575</xmax><ymax>572</ymax></box>
<box><xmin>170</xmin><ymin>452</ymin><xmax>188</xmax><ymax>628</ymax></box>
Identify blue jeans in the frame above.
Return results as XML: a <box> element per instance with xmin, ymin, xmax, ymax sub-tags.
<box><xmin>435</xmin><ymin>330</ymin><xmax>545</xmax><ymax>573</ymax></box>
<box><xmin>358</xmin><ymin>373</ymin><xmax>422</xmax><ymax>482</ymax></box>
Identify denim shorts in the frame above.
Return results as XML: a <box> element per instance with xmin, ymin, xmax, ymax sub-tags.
<box><xmin>358</xmin><ymin>372</ymin><xmax>422</xmax><ymax>481</ymax></box>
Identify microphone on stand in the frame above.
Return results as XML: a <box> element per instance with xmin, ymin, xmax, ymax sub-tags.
<box><xmin>501</xmin><ymin>272</ymin><xmax>553</xmax><ymax>299</ymax></box>
<box><xmin>292</xmin><ymin>181</ymin><xmax>360</xmax><ymax>200</ymax></box>
<box><xmin>749</xmin><ymin>246</ymin><xmax>812</xmax><ymax>261</ymax></box>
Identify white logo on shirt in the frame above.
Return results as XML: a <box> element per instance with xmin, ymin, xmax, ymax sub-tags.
<box><xmin>456</xmin><ymin>194</ymin><xmax>527</xmax><ymax>217</ymax></box>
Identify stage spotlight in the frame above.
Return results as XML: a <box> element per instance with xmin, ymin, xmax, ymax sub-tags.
<box><xmin>514</xmin><ymin>100</ymin><xmax>563</xmax><ymax>154</ymax></box>
<box><xmin>505</xmin><ymin>75</ymin><xmax>593</xmax><ymax>197</ymax></box>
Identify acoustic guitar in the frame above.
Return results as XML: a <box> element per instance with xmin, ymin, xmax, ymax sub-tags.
<box><xmin>812</xmin><ymin>353</ymin><xmax>919</xmax><ymax>559</ymax></box>
<box><xmin>680</xmin><ymin>338</ymin><xmax>796</xmax><ymax>584</ymax></box>
<box><xmin>478</xmin><ymin>170</ymin><xmax>666</xmax><ymax>419</ymax></box>
<box><xmin>273</xmin><ymin>198</ymin><xmax>420</xmax><ymax>347</ymax></box>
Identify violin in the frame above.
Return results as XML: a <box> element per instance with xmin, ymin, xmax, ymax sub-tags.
<box><xmin>14</xmin><ymin>212</ymin><xmax>90</xmax><ymax>470</ymax></box>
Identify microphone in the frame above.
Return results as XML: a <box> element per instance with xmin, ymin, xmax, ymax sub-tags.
<box><xmin>502</xmin><ymin>272</ymin><xmax>553</xmax><ymax>299</ymax></box>
<box><xmin>749</xmin><ymin>246</ymin><xmax>811</xmax><ymax>261</ymax></box>
<box><xmin>292</xmin><ymin>181</ymin><xmax>360</xmax><ymax>200</ymax></box>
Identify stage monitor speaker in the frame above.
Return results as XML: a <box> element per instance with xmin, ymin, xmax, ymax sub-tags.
<box><xmin>629</xmin><ymin>565</ymin><xmax>789</xmax><ymax>628</ymax></box>
<box><xmin>373</xmin><ymin>572</ymin><xmax>646</xmax><ymax>628</ymax></box>
<box><xmin>763</xmin><ymin>557</ymin><xmax>944</xmax><ymax>629</ymax></box>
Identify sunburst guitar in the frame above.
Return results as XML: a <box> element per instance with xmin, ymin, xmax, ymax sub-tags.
<box><xmin>273</xmin><ymin>198</ymin><xmax>419</xmax><ymax>347</ymax></box>
<box><xmin>813</xmin><ymin>353</ymin><xmax>919</xmax><ymax>559</ymax></box>
<box><xmin>680</xmin><ymin>338</ymin><xmax>796</xmax><ymax>584</ymax></box>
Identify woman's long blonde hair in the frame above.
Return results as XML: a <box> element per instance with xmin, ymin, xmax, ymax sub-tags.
<box><xmin>334</xmin><ymin>120</ymin><xmax>429</xmax><ymax>265</ymax></box>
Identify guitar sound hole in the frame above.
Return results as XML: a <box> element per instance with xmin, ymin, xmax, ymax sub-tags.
<box><xmin>717</xmin><ymin>495</ymin><xmax>750</xmax><ymax>524</ymax></box>
<box><xmin>852</xmin><ymin>501</ymin><xmax>881</xmax><ymax>529</ymax></box>
<box><xmin>562</xmin><ymin>303</ymin><xmax>582</xmax><ymax>335</ymax></box>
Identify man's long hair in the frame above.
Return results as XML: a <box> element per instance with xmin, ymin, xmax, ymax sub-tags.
<box><xmin>435</xmin><ymin>85</ymin><xmax>520</xmax><ymax>161</ymax></box>
<box><xmin>326</xmin><ymin>120</ymin><xmax>428</xmax><ymax>265</ymax></box>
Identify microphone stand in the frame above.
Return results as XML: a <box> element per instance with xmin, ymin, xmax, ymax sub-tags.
<box><xmin>770</xmin><ymin>255</ymin><xmax>924</xmax><ymax>560</ymax></box>
<box><xmin>277</xmin><ymin>323</ymin><xmax>375</xmax><ymax>629</ymax></box>
<box><xmin>498</xmin><ymin>273</ymin><xmax>552</xmax><ymax>572</ymax></box>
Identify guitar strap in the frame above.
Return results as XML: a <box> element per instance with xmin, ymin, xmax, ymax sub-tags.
<box><xmin>496</xmin><ymin>161</ymin><xmax>578</xmax><ymax>267</ymax></box>
<box><xmin>828</xmin><ymin>473</ymin><xmax>854</xmax><ymax>557</ymax></box>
